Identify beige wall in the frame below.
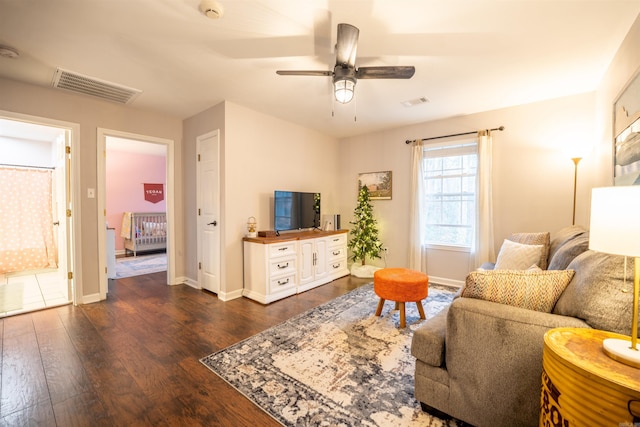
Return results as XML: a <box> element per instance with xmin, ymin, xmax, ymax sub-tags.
<box><xmin>182</xmin><ymin>101</ymin><xmax>340</xmax><ymax>298</ymax></box>
<box><xmin>337</xmin><ymin>13</ymin><xmax>640</xmax><ymax>285</ymax></box>
<box><xmin>594</xmin><ymin>12</ymin><xmax>640</xmax><ymax>186</ymax></box>
<box><xmin>0</xmin><ymin>78</ymin><xmax>183</xmax><ymax>301</ymax></box>
<box><xmin>338</xmin><ymin>93</ymin><xmax>597</xmax><ymax>284</ymax></box>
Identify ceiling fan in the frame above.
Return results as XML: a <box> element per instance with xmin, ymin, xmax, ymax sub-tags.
<box><xmin>276</xmin><ymin>23</ymin><xmax>415</xmax><ymax>104</ymax></box>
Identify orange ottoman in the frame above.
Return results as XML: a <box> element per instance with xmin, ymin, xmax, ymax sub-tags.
<box><xmin>373</xmin><ymin>268</ymin><xmax>429</xmax><ymax>328</ymax></box>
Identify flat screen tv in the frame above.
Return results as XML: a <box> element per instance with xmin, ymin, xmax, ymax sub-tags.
<box><xmin>274</xmin><ymin>191</ymin><xmax>320</xmax><ymax>232</ymax></box>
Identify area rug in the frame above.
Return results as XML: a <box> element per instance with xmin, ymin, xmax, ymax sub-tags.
<box><xmin>200</xmin><ymin>283</ymin><xmax>464</xmax><ymax>426</ymax></box>
<box><xmin>115</xmin><ymin>253</ymin><xmax>167</xmax><ymax>278</ymax></box>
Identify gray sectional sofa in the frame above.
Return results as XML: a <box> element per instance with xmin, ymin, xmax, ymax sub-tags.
<box><xmin>411</xmin><ymin>225</ymin><xmax>637</xmax><ymax>427</ymax></box>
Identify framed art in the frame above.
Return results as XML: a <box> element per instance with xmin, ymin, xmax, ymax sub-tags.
<box><xmin>358</xmin><ymin>171</ymin><xmax>392</xmax><ymax>200</ymax></box>
<box><xmin>613</xmin><ymin>67</ymin><xmax>640</xmax><ymax>186</ymax></box>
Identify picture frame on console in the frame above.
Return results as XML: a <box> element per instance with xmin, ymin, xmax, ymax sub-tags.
<box><xmin>613</xmin><ymin>67</ymin><xmax>640</xmax><ymax>186</ymax></box>
<box><xmin>358</xmin><ymin>171</ymin><xmax>392</xmax><ymax>200</ymax></box>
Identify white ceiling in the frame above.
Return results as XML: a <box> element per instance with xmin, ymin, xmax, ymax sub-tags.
<box><xmin>1</xmin><ymin>0</ymin><xmax>639</xmax><ymax>141</ymax></box>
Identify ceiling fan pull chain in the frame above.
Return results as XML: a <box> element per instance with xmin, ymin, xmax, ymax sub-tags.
<box><xmin>354</xmin><ymin>96</ymin><xmax>357</xmax><ymax>122</ymax></box>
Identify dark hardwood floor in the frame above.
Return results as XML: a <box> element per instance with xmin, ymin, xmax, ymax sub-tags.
<box><xmin>0</xmin><ymin>272</ymin><xmax>371</xmax><ymax>426</ymax></box>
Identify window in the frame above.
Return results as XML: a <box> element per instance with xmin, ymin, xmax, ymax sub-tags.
<box><xmin>422</xmin><ymin>141</ymin><xmax>477</xmax><ymax>247</ymax></box>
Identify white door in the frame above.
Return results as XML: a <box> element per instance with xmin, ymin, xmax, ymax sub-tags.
<box><xmin>197</xmin><ymin>130</ymin><xmax>220</xmax><ymax>293</ymax></box>
<box><xmin>53</xmin><ymin>132</ymin><xmax>72</xmax><ymax>299</ymax></box>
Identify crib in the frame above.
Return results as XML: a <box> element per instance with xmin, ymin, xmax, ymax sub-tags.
<box><xmin>122</xmin><ymin>212</ymin><xmax>167</xmax><ymax>257</ymax></box>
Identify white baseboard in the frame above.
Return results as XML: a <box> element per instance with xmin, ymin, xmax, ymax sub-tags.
<box><xmin>82</xmin><ymin>292</ymin><xmax>103</xmax><ymax>304</ymax></box>
<box><xmin>218</xmin><ymin>289</ymin><xmax>243</xmax><ymax>301</ymax></box>
<box><xmin>181</xmin><ymin>277</ymin><xmax>199</xmax><ymax>289</ymax></box>
<box><xmin>429</xmin><ymin>275</ymin><xmax>464</xmax><ymax>289</ymax></box>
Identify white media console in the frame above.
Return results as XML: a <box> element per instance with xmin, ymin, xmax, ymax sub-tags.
<box><xmin>242</xmin><ymin>229</ymin><xmax>349</xmax><ymax>304</ymax></box>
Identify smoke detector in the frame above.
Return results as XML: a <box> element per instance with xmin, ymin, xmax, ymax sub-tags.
<box><xmin>200</xmin><ymin>0</ymin><xmax>224</xmax><ymax>19</ymax></box>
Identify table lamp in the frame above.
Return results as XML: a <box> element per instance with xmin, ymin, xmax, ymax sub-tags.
<box><xmin>589</xmin><ymin>186</ymin><xmax>640</xmax><ymax>368</ymax></box>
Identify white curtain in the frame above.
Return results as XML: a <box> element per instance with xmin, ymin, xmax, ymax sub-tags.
<box><xmin>409</xmin><ymin>141</ymin><xmax>427</xmax><ymax>272</ymax></box>
<box><xmin>469</xmin><ymin>130</ymin><xmax>495</xmax><ymax>270</ymax></box>
<box><xmin>0</xmin><ymin>167</ymin><xmax>58</xmax><ymax>274</ymax></box>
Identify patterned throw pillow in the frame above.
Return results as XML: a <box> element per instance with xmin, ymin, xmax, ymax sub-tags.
<box><xmin>462</xmin><ymin>269</ymin><xmax>575</xmax><ymax>313</ymax></box>
<box><xmin>494</xmin><ymin>239</ymin><xmax>544</xmax><ymax>270</ymax></box>
<box><xmin>509</xmin><ymin>232</ymin><xmax>551</xmax><ymax>269</ymax></box>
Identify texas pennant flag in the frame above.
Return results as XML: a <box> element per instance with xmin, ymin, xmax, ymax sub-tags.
<box><xmin>144</xmin><ymin>183</ymin><xmax>164</xmax><ymax>203</ymax></box>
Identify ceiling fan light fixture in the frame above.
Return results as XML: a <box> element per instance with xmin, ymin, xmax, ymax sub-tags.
<box><xmin>334</xmin><ymin>78</ymin><xmax>355</xmax><ymax>104</ymax></box>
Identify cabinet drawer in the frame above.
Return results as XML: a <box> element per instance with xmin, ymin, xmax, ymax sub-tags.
<box><xmin>269</xmin><ymin>242</ymin><xmax>297</xmax><ymax>258</ymax></box>
<box><xmin>327</xmin><ymin>258</ymin><xmax>347</xmax><ymax>273</ymax></box>
<box><xmin>327</xmin><ymin>234</ymin><xmax>346</xmax><ymax>247</ymax></box>
<box><xmin>269</xmin><ymin>257</ymin><xmax>296</xmax><ymax>277</ymax></box>
<box><xmin>269</xmin><ymin>273</ymin><xmax>296</xmax><ymax>293</ymax></box>
<box><xmin>328</xmin><ymin>246</ymin><xmax>346</xmax><ymax>262</ymax></box>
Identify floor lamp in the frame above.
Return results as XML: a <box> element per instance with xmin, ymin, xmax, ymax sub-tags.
<box><xmin>589</xmin><ymin>186</ymin><xmax>640</xmax><ymax>369</ymax></box>
<box><xmin>571</xmin><ymin>157</ymin><xmax>582</xmax><ymax>225</ymax></box>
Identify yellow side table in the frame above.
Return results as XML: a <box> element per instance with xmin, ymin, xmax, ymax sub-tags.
<box><xmin>541</xmin><ymin>328</ymin><xmax>640</xmax><ymax>426</ymax></box>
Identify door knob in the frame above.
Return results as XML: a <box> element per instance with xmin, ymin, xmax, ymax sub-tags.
<box><xmin>208</xmin><ymin>221</ymin><xmax>218</xmax><ymax>226</ymax></box>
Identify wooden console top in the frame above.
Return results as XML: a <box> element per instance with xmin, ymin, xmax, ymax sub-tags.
<box><xmin>243</xmin><ymin>229</ymin><xmax>348</xmax><ymax>244</ymax></box>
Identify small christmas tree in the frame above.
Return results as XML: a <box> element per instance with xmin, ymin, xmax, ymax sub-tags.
<box><xmin>348</xmin><ymin>185</ymin><xmax>383</xmax><ymax>265</ymax></box>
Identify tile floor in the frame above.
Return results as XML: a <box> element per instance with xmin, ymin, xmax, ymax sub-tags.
<box><xmin>0</xmin><ymin>269</ymin><xmax>70</xmax><ymax>318</ymax></box>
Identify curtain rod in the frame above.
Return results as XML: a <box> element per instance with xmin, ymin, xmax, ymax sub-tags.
<box><xmin>0</xmin><ymin>163</ymin><xmax>54</xmax><ymax>170</ymax></box>
<box><xmin>405</xmin><ymin>126</ymin><xmax>505</xmax><ymax>145</ymax></box>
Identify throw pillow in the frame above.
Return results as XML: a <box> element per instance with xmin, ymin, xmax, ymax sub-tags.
<box><xmin>494</xmin><ymin>239</ymin><xmax>544</xmax><ymax>270</ymax></box>
<box><xmin>553</xmin><ymin>251</ymin><xmax>637</xmax><ymax>335</ymax></box>
<box><xmin>548</xmin><ymin>225</ymin><xmax>586</xmax><ymax>262</ymax></box>
<box><xmin>509</xmin><ymin>231</ymin><xmax>551</xmax><ymax>269</ymax></box>
<box><xmin>547</xmin><ymin>232</ymin><xmax>590</xmax><ymax>270</ymax></box>
<box><xmin>462</xmin><ymin>269</ymin><xmax>575</xmax><ymax>313</ymax></box>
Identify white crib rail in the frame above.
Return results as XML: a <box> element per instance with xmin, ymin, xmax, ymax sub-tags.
<box><xmin>126</xmin><ymin>212</ymin><xmax>167</xmax><ymax>256</ymax></box>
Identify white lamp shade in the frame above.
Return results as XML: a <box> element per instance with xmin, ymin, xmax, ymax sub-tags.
<box><xmin>589</xmin><ymin>186</ymin><xmax>640</xmax><ymax>257</ymax></box>
<box><xmin>334</xmin><ymin>79</ymin><xmax>355</xmax><ymax>103</ymax></box>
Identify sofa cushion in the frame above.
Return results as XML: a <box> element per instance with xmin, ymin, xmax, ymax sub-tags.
<box><xmin>509</xmin><ymin>232</ymin><xmax>551</xmax><ymax>269</ymax></box>
<box><xmin>494</xmin><ymin>239</ymin><xmax>544</xmax><ymax>270</ymax></box>
<box><xmin>462</xmin><ymin>269</ymin><xmax>575</xmax><ymax>312</ymax></box>
<box><xmin>548</xmin><ymin>225</ymin><xmax>586</xmax><ymax>262</ymax></box>
<box><xmin>547</xmin><ymin>232</ymin><xmax>590</xmax><ymax>270</ymax></box>
<box><xmin>553</xmin><ymin>251</ymin><xmax>637</xmax><ymax>335</ymax></box>
<box><xmin>411</xmin><ymin>306</ymin><xmax>449</xmax><ymax>366</ymax></box>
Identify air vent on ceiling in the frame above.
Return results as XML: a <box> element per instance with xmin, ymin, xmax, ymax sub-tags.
<box><xmin>401</xmin><ymin>96</ymin><xmax>430</xmax><ymax>107</ymax></box>
<box><xmin>52</xmin><ymin>68</ymin><xmax>141</xmax><ymax>104</ymax></box>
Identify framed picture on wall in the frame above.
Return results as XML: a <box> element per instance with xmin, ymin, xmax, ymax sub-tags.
<box><xmin>613</xmin><ymin>67</ymin><xmax>640</xmax><ymax>186</ymax></box>
<box><xmin>358</xmin><ymin>171</ymin><xmax>392</xmax><ymax>200</ymax></box>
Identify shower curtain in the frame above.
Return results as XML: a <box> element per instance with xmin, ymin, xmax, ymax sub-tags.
<box><xmin>0</xmin><ymin>167</ymin><xmax>58</xmax><ymax>274</ymax></box>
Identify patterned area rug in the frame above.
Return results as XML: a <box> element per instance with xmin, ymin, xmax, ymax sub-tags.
<box><xmin>115</xmin><ymin>253</ymin><xmax>167</xmax><ymax>278</ymax></box>
<box><xmin>201</xmin><ymin>283</ymin><xmax>463</xmax><ymax>426</ymax></box>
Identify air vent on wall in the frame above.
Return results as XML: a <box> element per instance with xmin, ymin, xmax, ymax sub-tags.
<box><xmin>52</xmin><ymin>68</ymin><xmax>141</xmax><ymax>104</ymax></box>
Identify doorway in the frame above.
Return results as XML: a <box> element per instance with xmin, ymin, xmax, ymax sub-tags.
<box><xmin>0</xmin><ymin>112</ymin><xmax>80</xmax><ymax>316</ymax></box>
<box><xmin>96</xmin><ymin>128</ymin><xmax>176</xmax><ymax>299</ymax></box>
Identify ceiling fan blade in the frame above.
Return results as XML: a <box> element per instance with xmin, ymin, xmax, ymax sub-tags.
<box><xmin>276</xmin><ymin>70</ymin><xmax>333</xmax><ymax>77</ymax></box>
<box><xmin>356</xmin><ymin>66</ymin><xmax>416</xmax><ymax>79</ymax></box>
<box><xmin>335</xmin><ymin>23</ymin><xmax>359</xmax><ymax>68</ymax></box>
